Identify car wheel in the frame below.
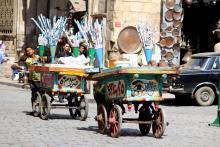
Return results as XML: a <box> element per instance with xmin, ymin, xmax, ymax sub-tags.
<box><xmin>194</xmin><ymin>86</ymin><xmax>215</xmax><ymax>106</ymax></box>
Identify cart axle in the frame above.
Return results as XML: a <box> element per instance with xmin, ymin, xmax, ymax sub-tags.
<box><xmin>123</xmin><ymin>118</ymin><xmax>153</xmax><ymax>124</ymax></box>
<box><xmin>51</xmin><ymin>104</ymin><xmax>78</xmax><ymax>109</ymax></box>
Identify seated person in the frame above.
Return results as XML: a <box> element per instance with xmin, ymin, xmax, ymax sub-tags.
<box><xmin>11</xmin><ymin>48</ymin><xmax>30</xmax><ymax>80</ymax></box>
<box><xmin>77</xmin><ymin>41</ymin><xmax>90</xmax><ymax>65</ymax></box>
<box><xmin>58</xmin><ymin>43</ymin><xmax>72</xmax><ymax>57</ymax></box>
<box><xmin>59</xmin><ymin>41</ymin><xmax>90</xmax><ymax>66</ymax></box>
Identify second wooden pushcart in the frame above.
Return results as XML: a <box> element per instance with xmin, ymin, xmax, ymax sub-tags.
<box><xmin>90</xmin><ymin>66</ymin><xmax>176</xmax><ymax>138</ymax></box>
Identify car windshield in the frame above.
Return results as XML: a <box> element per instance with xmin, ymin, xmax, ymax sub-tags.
<box><xmin>183</xmin><ymin>57</ymin><xmax>209</xmax><ymax>70</ymax></box>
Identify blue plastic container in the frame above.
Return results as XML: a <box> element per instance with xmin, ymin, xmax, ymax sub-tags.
<box><xmin>144</xmin><ymin>48</ymin><xmax>152</xmax><ymax>63</ymax></box>
<box><xmin>50</xmin><ymin>45</ymin><xmax>56</xmax><ymax>64</ymax></box>
<box><xmin>95</xmin><ymin>48</ymin><xmax>103</xmax><ymax>68</ymax></box>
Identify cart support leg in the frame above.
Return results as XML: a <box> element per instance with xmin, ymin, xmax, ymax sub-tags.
<box><xmin>209</xmin><ymin>83</ymin><xmax>220</xmax><ymax>127</ymax></box>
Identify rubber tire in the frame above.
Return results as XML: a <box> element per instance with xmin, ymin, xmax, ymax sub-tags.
<box><xmin>31</xmin><ymin>91</ymin><xmax>41</xmax><ymax>117</ymax></box>
<box><xmin>40</xmin><ymin>93</ymin><xmax>51</xmax><ymax>120</ymax></box>
<box><xmin>109</xmin><ymin>104</ymin><xmax>122</xmax><ymax>138</ymax></box>
<box><xmin>69</xmin><ymin>97</ymin><xmax>78</xmax><ymax>119</ymax></box>
<box><xmin>194</xmin><ymin>86</ymin><xmax>215</xmax><ymax>106</ymax></box>
<box><xmin>138</xmin><ymin>106</ymin><xmax>151</xmax><ymax>136</ymax></box>
<box><xmin>78</xmin><ymin>96</ymin><xmax>89</xmax><ymax>121</ymax></box>
<box><xmin>152</xmin><ymin>108</ymin><xmax>166</xmax><ymax>138</ymax></box>
<box><xmin>97</xmin><ymin>104</ymin><xmax>108</xmax><ymax>134</ymax></box>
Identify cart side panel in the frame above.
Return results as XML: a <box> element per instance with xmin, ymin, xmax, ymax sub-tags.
<box><xmin>126</xmin><ymin>74</ymin><xmax>163</xmax><ymax>102</ymax></box>
<box><xmin>41</xmin><ymin>72</ymin><xmax>54</xmax><ymax>89</ymax></box>
<box><xmin>51</xmin><ymin>74</ymin><xmax>85</xmax><ymax>93</ymax></box>
<box><xmin>94</xmin><ymin>74</ymin><xmax>163</xmax><ymax>103</ymax></box>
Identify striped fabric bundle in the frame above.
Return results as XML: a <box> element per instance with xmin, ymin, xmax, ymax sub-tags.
<box><xmin>31</xmin><ymin>14</ymin><xmax>67</xmax><ymax>46</ymax></box>
<box><xmin>74</xmin><ymin>15</ymin><xmax>106</xmax><ymax>49</ymax></box>
<box><xmin>136</xmin><ymin>21</ymin><xmax>154</xmax><ymax>48</ymax></box>
<box><xmin>64</xmin><ymin>28</ymin><xmax>83</xmax><ymax>47</ymax></box>
<box><xmin>38</xmin><ymin>34</ymin><xmax>48</xmax><ymax>46</ymax></box>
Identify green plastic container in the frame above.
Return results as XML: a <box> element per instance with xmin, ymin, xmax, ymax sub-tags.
<box><xmin>39</xmin><ymin>45</ymin><xmax>45</xmax><ymax>57</ymax></box>
<box><xmin>72</xmin><ymin>47</ymin><xmax>79</xmax><ymax>57</ymax></box>
<box><xmin>89</xmin><ymin>48</ymin><xmax>95</xmax><ymax>66</ymax></box>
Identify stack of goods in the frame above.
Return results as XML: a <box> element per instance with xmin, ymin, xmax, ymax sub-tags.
<box><xmin>160</xmin><ymin>0</ymin><xmax>183</xmax><ymax>66</ymax></box>
<box><xmin>31</xmin><ymin>14</ymin><xmax>67</xmax><ymax>46</ymax></box>
<box><xmin>74</xmin><ymin>16</ymin><xmax>106</xmax><ymax>67</ymax></box>
<box><xmin>74</xmin><ymin>16</ymin><xmax>106</xmax><ymax>49</ymax></box>
<box><xmin>64</xmin><ymin>28</ymin><xmax>82</xmax><ymax>47</ymax></box>
<box><xmin>38</xmin><ymin>34</ymin><xmax>48</xmax><ymax>46</ymax></box>
<box><xmin>136</xmin><ymin>21</ymin><xmax>155</xmax><ymax>63</ymax></box>
<box><xmin>136</xmin><ymin>21</ymin><xmax>154</xmax><ymax>49</ymax></box>
<box><xmin>31</xmin><ymin>14</ymin><xmax>67</xmax><ymax>63</ymax></box>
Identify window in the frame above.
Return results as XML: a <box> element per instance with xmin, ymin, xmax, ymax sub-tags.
<box><xmin>184</xmin><ymin>57</ymin><xmax>209</xmax><ymax>70</ymax></box>
<box><xmin>0</xmin><ymin>0</ymin><xmax>14</xmax><ymax>34</ymax></box>
<box><xmin>212</xmin><ymin>57</ymin><xmax>220</xmax><ymax>70</ymax></box>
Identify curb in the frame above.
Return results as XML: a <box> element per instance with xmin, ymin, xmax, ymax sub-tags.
<box><xmin>0</xmin><ymin>81</ymin><xmax>24</xmax><ymax>89</ymax></box>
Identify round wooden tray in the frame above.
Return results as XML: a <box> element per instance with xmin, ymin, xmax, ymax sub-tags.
<box><xmin>117</xmin><ymin>26</ymin><xmax>142</xmax><ymax>54</ymax></box>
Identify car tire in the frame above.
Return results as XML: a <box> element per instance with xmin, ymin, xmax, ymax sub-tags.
<box><xmin>194</xmin><ymin>86</ymin><xmax>215</xmax><ymax>106</ymax></box>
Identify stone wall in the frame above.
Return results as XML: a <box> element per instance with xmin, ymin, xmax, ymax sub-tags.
<box><xmin>107</xmin><ymin>0</ymin><xmax>162</xmax><ymax>44</ymax></box>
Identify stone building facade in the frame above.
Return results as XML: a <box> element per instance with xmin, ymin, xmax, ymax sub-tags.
<box><xmin>0</xmin><ymin>0</ymin><xmax>162</xmax><ymax>60</ymax></box>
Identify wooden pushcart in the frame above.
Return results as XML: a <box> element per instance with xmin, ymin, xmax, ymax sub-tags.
<box><xmin>28</xmin><ymin>64</ymin><xmax>89</xmax><ymax>120</ymax></box>
<box><xmin>90</xmin><ymin>66</ymin><xmax>176</xmax><ymax>138</ymax></box>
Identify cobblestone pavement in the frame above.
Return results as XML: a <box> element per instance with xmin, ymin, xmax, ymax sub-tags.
<box><xmin>0</xmin><ymin>84</ymin><xmax>220</xmax><ymax>147</ymax></box>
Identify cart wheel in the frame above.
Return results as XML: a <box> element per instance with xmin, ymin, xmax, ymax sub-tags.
<box><xmin>152</xmin><ymin>108</ymin><xmax>166</xmax><ymax>138</ymax></box>
<box><xmin>31</xmin><ymin>91</ymin><xmax>41</xmax><ymax>117</ymax></box>
<box><xmin>139</xmin><ymin>106</ymin><xmax>151</xmax><ymax>136</ymax></box>
<box><xmin>109</xmin><ymin>104</ymin><xmax>122</xmax><ymax>138</ymax></box>
<box><xmin>69</xmin><ymin>97</ymin><xmax>78</xmax><ymax>119</ymax></box>
<box><xmin>40</xmin><ymin>93</ymin><xmax>51</xmax><ymax>120</ymax></box>
<box><xmin>78</xmin><ymin>96</ymin><xmax>89</xmax><ymax>121</ymax></box>
<box><xmin>97</xmin><ymin>104</ymin><xmax>108</xmax><ymax>134</ymax></box>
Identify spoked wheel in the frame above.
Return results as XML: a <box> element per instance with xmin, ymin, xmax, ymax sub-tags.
<box><xmin>108</xmin><ymin>104</ymin><xmax>122</xmax><ymax>138</ymax></box>
<box><xmin>97</xmin><ymin>104</ymin><xmax>108</xmax><ymax>134</ymax></box>
<box><xmin>40</xmin><ymin>93</ymin><xmax>51</xmax><ymax>120</ymax></box>
<box><xmin>78</xmin><ymin>96</ymin><xmax>89</xmax><ymax>121</ymax></box>
<box><xmin>152</xmin><ymin>108</ymin><xmax>166</xmax><ymax>138</ymax></box>
<box><xmin>69</xmin><ymin>97</ymin><xmax>78</xmax><ymax>119</ymax></box>
<box><xmin>139</xmin><ymin>106</ymin><xmax>151</xmax><ymax>136</ymax></box>
<box><xmin>31</xmin><ymin>91</ymin><xmax>41</xmax><ymax>117</ymax></box>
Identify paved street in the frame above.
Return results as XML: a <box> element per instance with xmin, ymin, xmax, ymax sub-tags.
<box><xmin>0</xmin><ymin>84</ymin><xmax>220</xmax><ymax>147</ymax></box>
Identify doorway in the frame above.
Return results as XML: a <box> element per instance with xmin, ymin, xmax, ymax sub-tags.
<box><xmin>182</xmin><ymin>0</ymin><xmax>220</xmax><ymax>53</ymax></box>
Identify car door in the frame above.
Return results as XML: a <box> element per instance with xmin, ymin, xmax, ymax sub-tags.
<box><xmin>209</xmin><ymin>56</ymin><xmax>220</xmax><ymax>88</ymax></box>
<box><xmin>180</xmin><ymin>57</ymin><xmax>211</xmax><ymax>93</ymax></box>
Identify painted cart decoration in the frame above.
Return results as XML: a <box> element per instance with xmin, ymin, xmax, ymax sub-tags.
<box><xmin>90</xmin><ymin>67</ymin><xmax>176</xmax><ymax>138</ymax></box>
<box><xmin>28</xmin><ymin>64</ymin><xmax>89</xmax><ymax>121</ymax></box>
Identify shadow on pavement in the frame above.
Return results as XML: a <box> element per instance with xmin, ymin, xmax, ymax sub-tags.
<box><xmin>22</xmin><ymin>110</ymin><xmax>33</xmax><ymax>116</ymax></box>
<box><xmin>77</xmin><ymin>126</ymin><xmax>164</xmax><ymax>138</ymax></box>
<box><xmin>49</xmin><ymin>114</ymin><xmax>73</xmax><ymax>120</ymax></box>
<box><xmin>22</xmin><ymin>110</ymin><xmax>80</xmax><ymax>120</ymax></box>
<box><xmin>161</xmin><ymin>98</ymin><xmax>196</xmax><ymax>107</ymax></box>
<box><xmin>77</xmin><ymin>126</ymin><xmax>98</xmax><ymax>132</ymax></box>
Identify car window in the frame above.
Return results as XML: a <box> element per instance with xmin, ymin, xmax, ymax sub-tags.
<box><xmin>212</xmin><ymin>57</ymin><xmax>220</xmax><ymax>70</ymax></box>
<box><xmin>183</xmin><ymin>57</ymin><xmax>209</xmax><ymax>70</ymax></box>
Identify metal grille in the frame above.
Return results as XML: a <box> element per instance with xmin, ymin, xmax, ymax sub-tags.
<box><xmin>0</xmin><ymin>0</ymin><xmax>14</xmax><ymax>34</ymax></box>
